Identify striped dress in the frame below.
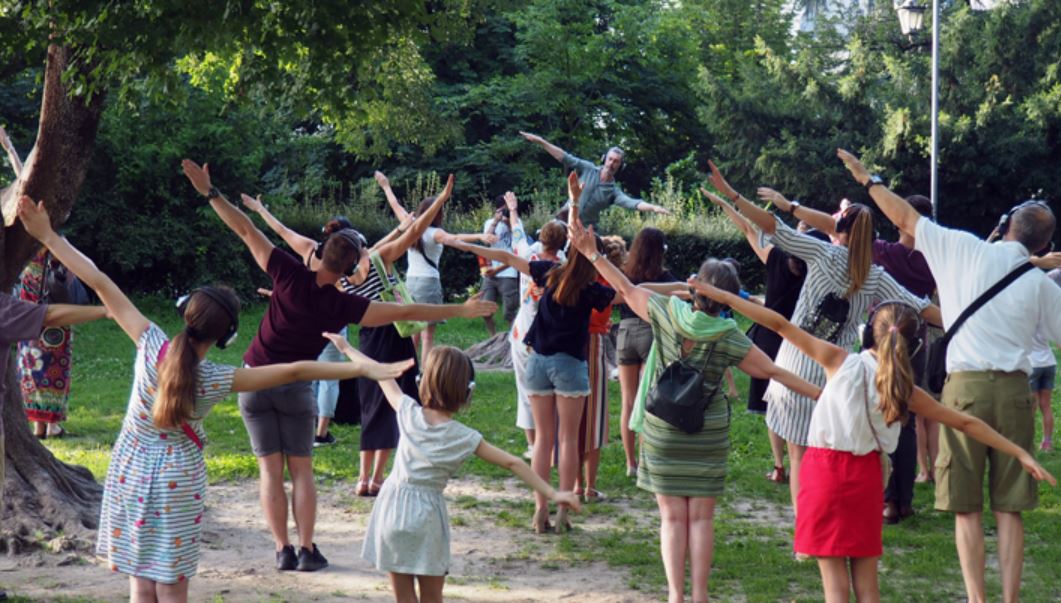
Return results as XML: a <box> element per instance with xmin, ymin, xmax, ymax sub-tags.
<box><xmin>638</xmin><ymin>294</ymin><xmax>752</xmax><ymax>497</ymax></box>
<box><xmin>96</xmin><ymin>324</ymin><xmax>235</xmax><ymax>584</ymax></box>
<box><xmin>764</xmin><ymin>218</ymin><xmax>928</xmax><ymax>446</ymax></box>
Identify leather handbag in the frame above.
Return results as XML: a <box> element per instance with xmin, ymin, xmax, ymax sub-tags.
<box><xmin>646</xmin><ymin>339</ymin><xmax>718</xmax><ymax>434</ymax></box>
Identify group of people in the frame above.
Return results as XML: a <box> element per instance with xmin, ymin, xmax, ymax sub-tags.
<box><xmin>2</xmin><ymin>133</ymin><xmax>1058</xmax><ymax>603</ymax></box>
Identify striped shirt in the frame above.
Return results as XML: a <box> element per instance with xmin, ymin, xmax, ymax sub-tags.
<box><xmin>764</xmin><ymin>217</ymin><xmax>929</xmax><ymax>446</ymax></box>
<box><xmin>96</xmin><ymin>323</ymin><xmax>235</xmax><ymax>583</ymax></box>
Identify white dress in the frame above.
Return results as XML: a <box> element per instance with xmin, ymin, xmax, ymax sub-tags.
<box><xmin>361</xmin><ymin>395</ymin><xmax>483</xmax><ymax>575</ymax></box>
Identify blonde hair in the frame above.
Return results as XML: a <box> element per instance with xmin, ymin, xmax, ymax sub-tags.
<box><xmin>871</xmin><ymin>303</ymin><xmax>920</xmax><ymax>426</ymax></box>
<box><xmin>418</xmin><ymin>346</ymin><xmax>475</xmax><ymax>413</ymax></box>
<box><xmin>837</xmin><ymin>204</ymin><xmax>874</xmax><ymax>297</ymax></box>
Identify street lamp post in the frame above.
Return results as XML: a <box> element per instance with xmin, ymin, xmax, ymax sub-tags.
<box><xmin>897</xmin><ymin>0</ymin><xmax>939</xmax><ymax>221</ymax></box>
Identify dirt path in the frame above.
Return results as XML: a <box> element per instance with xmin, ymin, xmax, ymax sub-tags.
<box><xmin>3</xmin><ymin>478</ymin><xmax>658</xmax><ymax>602</ymax></box>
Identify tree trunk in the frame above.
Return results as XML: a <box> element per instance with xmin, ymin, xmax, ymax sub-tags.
<box><xmin>1</xmin><ymin>44</ymin><xmax>106</xmax><ymax>552</ymax></box>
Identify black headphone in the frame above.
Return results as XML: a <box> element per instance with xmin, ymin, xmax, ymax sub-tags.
<box><xmin>993</xmin><ymin>200</ymin><xmax>1054</xmax><ymax>253</ymax></box>
<box><xmin>861</xmin><ymin>300</ymin><xmax>923</xmax><ymax>357</ymax></box>
<box><xmin>175</xmin><ymin>287</ymin><xmax>240</xmax><ymax>350</ymax></box>
<box><xmin>313</xmin><ymin>228</ymin><xmax>368</xmax><ymax>276</ymax></box>
<box><xmin>601</xmin><ymin>147</ymin><xmax>625</xmax><ymax>173</ymax></box>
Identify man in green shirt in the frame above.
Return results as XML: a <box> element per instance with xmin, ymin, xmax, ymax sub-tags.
<box><xmin>520</xmin><ymin>131</ymin><xmax>670</xmax><ymax>227</ymax></box>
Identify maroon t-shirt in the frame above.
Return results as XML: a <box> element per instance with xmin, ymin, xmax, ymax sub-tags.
<box><xmin>872</xmin><ymin>240</ymin><xmax>936</xmax><ymax>299</ymax></box>
<box><xmin>244</xmin><ymin>248</ymin><xmax>371</xmax><ymax>367</ymax></box>
<box><xmin>0</xmin><ymin>293</ymin><xmax>47</xmax><ymax>434</ymax></box>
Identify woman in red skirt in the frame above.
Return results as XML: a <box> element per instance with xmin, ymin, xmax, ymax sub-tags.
<box><xmin>689</xmin><ymin>283</ymin><xmax>1057</xmax><ymax>603</ymax></box>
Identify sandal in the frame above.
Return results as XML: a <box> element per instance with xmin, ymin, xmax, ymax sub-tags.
<box><xmin>765</xmin><ymin>466</ymin><xmax>788</xmax><ymax>484</ymax></box>
<box><xmin>46</xmin><ymin>426</ymin><xmax>66</xmax><ymax>439</ymax></box>
<box><xmin>367</xmin><ymin>479</ymin><xmax>384</xmax><ymax>497</ymax></box>
<box><xmin>583</xmin><ymin>488</ymin><xmax>607</xmax><ymax>503</ymax></box>
<box><xmin>355</xmin><ymin>480</ymin><xmax>370</xmax><ymax>497</ymax></box>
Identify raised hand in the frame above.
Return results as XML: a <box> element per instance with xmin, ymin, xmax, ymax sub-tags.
<box><xmin>181</xmin><ymin>159</ymin><xmax>213</xmax><ymax>196</ymax></box>
<box><xmin>460</xmin><ymin>291</ymin><xmax>499</xmax><ymax>319</ymax></box>
<box><xmin>552</xmin><ymin>490</ymin><xmax>583</xmax><ymax>512</ymax></box>
<box><xmin>240</xmin><ymin>193</ymin><xmax>265</xmax><ymax>213</ymax></box>
<box><xmin>322</xmin><ymin>331</ymin><xmax>357</xmax><ymax>357</ymax></box>
<box><xmin>436</xmin><ymin>173</ymin><xmax>456</xmax><ymax>205</ymax></box>
<box><xmin>504</xmin><ymin>191</ymin><xmax>518</xmax><ymax>213</ymax></box>
<box><xmin>837</xmin><ymin>149</ymin><xmax>870</xmax><ymax>185</ymax></box>
<box><xmin>519</xmin><ymin>131</ymin><xmax>543</xmax><ymax>144</ymax></box>
<box><xmin>707</xmin><ymin>160</ymin><xmax>738</xmax><ymax>201</ymax></box>
<box><xmin>374</xmin><ymin>170</ymin><xmax>391</xmax><ymax>189</ymax></box>
<box><xmin>757</xmin><ymin>187</ymin><xmax>791</xmax><ymax>212</ymax></box>
<box><xmin>687</xmin><ymin>276</ymin><xmax>725</xmax><ymax>301</ymax></box>
<box><xmin>16</xmin><ymin>196</ymin><xmax>56</xmax><ymax>241</ymax></box>
<box><xmin>567</xmin><ymin>217</ymin><xmax>598</xmax><ymax>259</ymax></box>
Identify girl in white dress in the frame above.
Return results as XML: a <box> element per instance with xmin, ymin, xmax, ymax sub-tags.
<box><xmin>325</xmin><ymin>335</ymin><xmax>580</xmax><ymax>603</ymax></box>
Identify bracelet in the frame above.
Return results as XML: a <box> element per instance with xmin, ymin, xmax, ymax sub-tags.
<box><xmin>206</xmin><ymin>186</ymin><xmax>222</xmax><ymax>200</ymax></box>
<box><xmin>587</xmin><ymin>252</ymin><xmax>601</xmax><ymax>263</ymax></box>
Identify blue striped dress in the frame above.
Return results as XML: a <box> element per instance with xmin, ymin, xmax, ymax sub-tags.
<box><xmin>96</xmin><ymin>324</ymin><xmax>235</xmax><ymax>584</ymax></box>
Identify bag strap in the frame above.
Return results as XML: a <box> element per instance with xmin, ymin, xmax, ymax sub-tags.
<box><xmin>157</xmin><ymin>340</ymin><xmax>204</xmax><ymax>451</ymax></box>
<box><xmin>862</xmin><ymin>362</ymin><xmax>884</xmax><ymax>452</ymax></box>
<box><xmin>369</xmin><ymin>251</ymin><xmax>395</xmax><ymax>294</ymax></box>
<box><xmin>941</xmin><ymin>262</ymin><xmax>1035</xmax><ymax>345</ymax></box>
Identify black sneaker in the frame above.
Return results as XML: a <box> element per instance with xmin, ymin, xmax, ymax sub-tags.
<box><xmin>276</xmin><ymin>544</ymin><xmax>297</xmax><ymax>571</ymax></box>
<box><xmin>313</xmin><ymin>432</ymin><xmax>336</xmax><ymax>448</ymax></box>
<box><xmin>296</xmin><ymin>543</ymin><xmax>329</xmax><ymax>572</ymax></box>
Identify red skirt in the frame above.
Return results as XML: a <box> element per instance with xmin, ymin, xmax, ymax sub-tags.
<box><xmin>794</xmin><ymin>447</ymin><xmax>883</xmax><ymax>558</ymax></box>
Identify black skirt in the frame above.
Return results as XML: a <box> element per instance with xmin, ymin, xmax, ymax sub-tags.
<box><xmin>746</xmin><ymin>324</ymin><xmax>783</xmax><ymax>414</ymax></box>
<box><xmin>357</xmin><ymin>324</ymin><xmax>419</xmax><ymax>451</ymax></box>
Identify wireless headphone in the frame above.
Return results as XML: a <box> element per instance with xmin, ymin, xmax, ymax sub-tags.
<box><xmin>993</xmin><ymin>200</ymin><xmax>1054</xmax><ymax>254</ymax></box>
<box><xmin>313</xmin><ymin>228</ymin><xmax>368</xmax><ymax>276</ymax></box>
<box><xmin>601</xmin><ymin>147</ymin><xmax>625</xmax><ymax>173</ymax></box>
<box><xmin>861</xmin><ymin>300</ymin><xmax>923</xmax><ymax>358</ymax></box>
<box><xmin>175</xmin><ymin>287</ymin><xmax>240</xmax><ymax>350</ymax></box>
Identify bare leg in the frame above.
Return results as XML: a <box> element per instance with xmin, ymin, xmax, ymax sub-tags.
<box><xmin>554</xmin><ymin>394</ymin><xmax>585</xmax><ymax>529</ymax></box>
<box><xmin>524</xmin><ymin>428</ymin><xmax>535</xmax><ymax>448</ymax></box>
<box><xmin>287</xmin><ymin>454</ymin><xmax>317</xmax><ymax>550</ymax></box>
<box><xmin>420</xmin><ymin>325</ymin><xmax>436</xmax><ymax>362</ymax></box>
<box><xmin>316</xmin><ymin>415</ymin><xmax>331</xmax><ymax>438</ymax></box>
<box><xmin>32</xmin><ymin>421</ymin><xmax>46</xmax><ymax>438</ymax></box>
<box><xmin>850</xmin><ymin>557</ymin><xmax>881</xmax><ymax>603</ymax></box>
<box><xmin>359</xmin><ymin>450</ymin><xmax>375</xmax><ymax>485</ymax></box>
<box><xmin>257</xmin><ymin>453</ymin><xmax>290</xmax><ymax>550</ymax></box>
<box><xmin>372</xmin><ymin>448</ymin><xmax>393</xmax><ymax>484</ymax></box>
<box><xmin>915</xmin><ymin>414</ymin><xmax>930</xmax><ymax>481</ymax></box>
<box><xmin>155</xmin><ymin>578</ymin><xmax>191</xmax><ymax>603</ymax></box>
<box><xmin>995</xmin><ymin>511</ymin><xmax>1024</xmax><ymax>603</ymax></box>
<box><xmin>656</xmin><ymin>494</ymin><xmax>690</xmax><ymax>603</ymax></box>
<box><xmin>417</xmin><ymin>575</ymin><xmax>446</xmax><ymax>603</ymax></box>
<box><xmin>954</xmin><ymin>511</ymin><xmax>987</xmax><ymax>603</ymax></box>
<box><xmin>389</xmin><ymin>572</ymin><xmax>419</xmax><ymax>603</ymax></box>
<box><xmin>787</xmin><ymin>442</ymin><xmax>806</xmax><ymax>516</ymax></box>
<box><xmin>687</xmin><ymin>497</ymin><xmax>717</xmax><ymax>603</ymax></box>
<box><xmin>529</xmin><ymin>394</ymin><xmax>558</xmax><ymax>526</ymax></box>
<box><xmin>582</xmin><ymin>447</ymin><xmax>601</xmax><ymax>494</ymax></box>
<box><xmin>130</xmin><ymin>577</ymin><xmax>158</xmax><ymax>603</ymax></box>
<box><xmin>768</xmin><ymin>427</ymin><xmax>786</xmax><ymax>473</ymax></box>
<box><xmin>1038</xmin><ymin>389</ymin><xmax>1054</xmax><ymax>449</ymax></box>
<box><xmin>484</xmin><ymin>315</ymin><xmax>496</xmax><ymax>337</ymax></box>
<box><xmin>816</xmin><ymin>557</ymin><xmax>852</xmax><ymax>603</ymax></box>
<box><xmin>618</xmin><ymin>364</ymin><xmax>641</xmax><ymax>471</ymax></box>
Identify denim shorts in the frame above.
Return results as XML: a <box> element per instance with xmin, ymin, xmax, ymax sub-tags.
<box><xmin>1029</xmin><ymin>365</ymin><xmax>1056</xmax><ymax>392</ymax></box>
<box><xmin>524</xmin><ymin>351</ymin><xmax>590</xmax><ymax>398</ymax></box>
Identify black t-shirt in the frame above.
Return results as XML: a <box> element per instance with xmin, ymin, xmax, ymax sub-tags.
<box><xmin>618</xmin><ymin>269</ymin><xmax>678</xmax><ymax>320</ymax></box>
<box><xmin>522</xmin><ymin>260</ymin><xmax>615</xmax><ymax>360</ymax></box>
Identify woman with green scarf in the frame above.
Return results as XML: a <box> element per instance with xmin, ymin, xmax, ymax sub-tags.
<box><xmin>568</xmin><ymin>219</ymin><xmax>821</xmax><ymax>603</ymax></box>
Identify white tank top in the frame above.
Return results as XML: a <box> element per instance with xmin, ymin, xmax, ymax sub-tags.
<box><xmin>406</xmin><ymin>227</ymin><xmax>443</xmax><ymax>279</ymax></box>
<box><xmin>807</xmin><ymin>350</ymin><xmax>901</xmax><ymax>455</ymax></box>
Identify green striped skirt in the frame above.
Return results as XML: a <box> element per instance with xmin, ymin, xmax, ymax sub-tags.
<box><xmin>637</xmin><ymin>395</ymin><xmax>730</xmax><ymax>497</ymax></box>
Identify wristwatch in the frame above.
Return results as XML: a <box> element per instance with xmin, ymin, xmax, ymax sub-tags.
<box><xmin>787</xmin><ymin>200</ymin><xmax>801</xmax><ymax>214</ymax></box>
<box><xmin>864</xmin><ymin>174</ymin><xmax>884</xmax><ymax>191</ymax></box>
<box><xmin>587</xmin><ymin>252</ymin><xmax>601</xmax><ymax>263</ymax></box>
<box><xmin>206</xmin><ymin>186</ymin><xmax>223</xmax><ymax>200</ymax></box>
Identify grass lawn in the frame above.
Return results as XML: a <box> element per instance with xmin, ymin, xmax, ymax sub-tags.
<box><xmin>22</xmin><ymin>297</ymin><xmax>1061</xmax><ymax>602</ymax></box>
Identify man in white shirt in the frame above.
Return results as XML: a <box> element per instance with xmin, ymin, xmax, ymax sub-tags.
<box><xmin>480</xmin><ymin>194</ymin><xmax>520</xmax><ymax>336</ymax></box>
<box><xmin>839</xmin><ymin>148</ymin><xmax>1061</xmax><ymax>603</ymax></box>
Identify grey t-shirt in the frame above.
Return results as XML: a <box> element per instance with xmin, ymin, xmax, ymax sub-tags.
<box><xmin>561</xmin><ymin>152</ymin><xmax>641</xmax><ymax>227</ymax></box>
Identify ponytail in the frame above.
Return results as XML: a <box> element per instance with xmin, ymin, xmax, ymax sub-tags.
<box><xmin>153</xmin><ymin>329</ymin><xmax>200</xmax><ymax>430</ymax></box>
<box><xmin>840</xmin><ymin>205</ymin><xmax>874</xmax><ymax>297</ymax></box>
<box><xmin>874</xmin><ymin>329</ymin><xmax>913</xmax><ymax>426</ymax></box>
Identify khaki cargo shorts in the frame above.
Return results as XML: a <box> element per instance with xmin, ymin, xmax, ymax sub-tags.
<box><xmin>934</xmin><ymin>370</ymin><xmax>1037</xmax><ymax>513</ymax></box>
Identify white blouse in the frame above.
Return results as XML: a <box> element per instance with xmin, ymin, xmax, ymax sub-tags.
<box><xmin>807</xmin><ymin>350</ymin><xmax>901</xmax><ymax>455</ymax></box>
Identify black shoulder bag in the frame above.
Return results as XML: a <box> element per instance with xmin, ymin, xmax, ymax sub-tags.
<box><xmin>925</xmin><ymin>262</ymin><xmax>1035</xmax><ymax>393</ymax></box>
<box><xmin>646</xmin><ymin>339</ymin><xmax>719</xmax><ymax>434</ymax></box>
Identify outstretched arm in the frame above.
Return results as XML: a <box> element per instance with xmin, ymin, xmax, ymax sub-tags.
<box><xmin>359</xmin><ymin>294</ymin><xmax>498</xmax><ymax>328</ymax></box>
<box><xmin>757</xmin><ymin>187</ymin><xmax>837</xmax><ymax>236</ymax></box>
<box><xmin>736</xmin><ymin>345</ymin><xmax>823</xmax><ymax>401</ymax></box>
<box><xmin>909</xmin><ymin>387</ymin><xmax>1055</xmax><ymax>485</ymax></box>
<box><xmin>182</xmin><ymin>160</ymin><xmax>274</xmax><ymax>272</ymax></box>
<box><xmin>0</xmin><ymin>125</ymin><xmax>22</xmax><ymax>176</ymax></box>
<box><xmin>232</xmin><ymin>357</ymin><xmax>413</xmax><ymax>394</ymax></box>
<box><xmin>519</xmin><ymin>131</ymin><xmax>565</xmax><ymax>162</ymax></box>
<box><xmin>316</xmin><ymin>332</ymin><xmax>415</xmax><ymax>412</ymax></box>
<box><xmin>701</xmin><ymin>188</ymin><xmax>771</xmax><ymax>264</ymax></box>
<box><xmin>689</xmin><ymin>277</ymin><xmax>848</xmax><ymax>377</ymax></box>
<box><xmin>375</xmin><ymin>170</ymin><xmax>412</xmax><ymax>222</ymax></box>
<box><xmin>239</xmin><ymin>193</ymin><xmax>317</xmax><ymax>261</ymax></box>
<box><xmin>17</xmin><ymin>197</ymin><xmax>149</xmax><ymax>342</ymax></box>
<box><xmin>707</xmin><ymin>160</ymin><xmax>777</xmax><ymax>235</ymax></box>
<box><xmin>43</xmin><ymin>304</ymin><xmax>108</xmax><ymax>328</ymax></box>
<box><xmin>568</xmin><ymin>216</ymin><xmax>652</xmax><ymax>320</ymax></box>
<box><xmin>446</xmin><ymin>239</ymin><xmax>531</xmax><ymax>275</ymax></box>
<box><xmin>475</xmin><ymin>440</ymin><xmax>582</xmax><ymax>511</ymax></box>
<box><xmin>838</xmin><ymin>149</ymin><xmax>921</xmax><ymax>237</ymax></box>
<box><xmin>376</xmin><ymin>174</ymin><xmax>455</xmax><ymax>266</ymax></box>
